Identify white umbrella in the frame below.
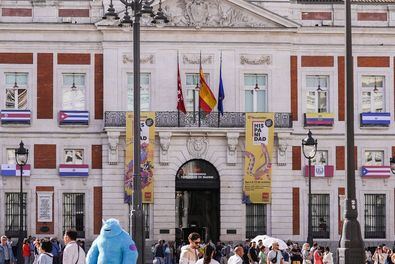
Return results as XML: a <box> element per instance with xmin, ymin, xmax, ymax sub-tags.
<box><xmin>260</xmin><ymin>236</ymin><xmax>288</xmax><ymax>250</ymax></box>
<box><xmin>251</xmin><ymin>235</ymin><xmax>270</xmax><ymax>244</ymax></box>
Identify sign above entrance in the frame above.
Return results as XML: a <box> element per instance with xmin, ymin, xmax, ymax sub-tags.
<box><xmin>176</xmin><ymin>159</ymin><xmax>219</xmax><ymax>190</ymax></box>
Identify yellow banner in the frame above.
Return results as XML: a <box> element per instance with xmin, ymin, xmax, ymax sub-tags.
<box><xmin>125</xmin><ymin>112</ymin><xmax>155</xmax><ymax>204</ymax></box>
<box><xmin>243</xmin><ymin>113</ymin><xmax>274</xmax><ymax>204</ymax></box>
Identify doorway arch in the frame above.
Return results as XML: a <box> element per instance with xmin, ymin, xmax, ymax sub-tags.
<box><xmin>175</xmin><ymin>159</ymin><xmax>220</xmax><ymax>243</ymax></box>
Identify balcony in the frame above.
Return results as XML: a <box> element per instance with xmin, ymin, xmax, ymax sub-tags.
<box><xmin>104</xmin><ymin>111</ymin><xmax>293</xmax><ymax>128</ymax></box>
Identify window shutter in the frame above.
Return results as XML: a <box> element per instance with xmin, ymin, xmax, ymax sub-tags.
<box><xmin>338</xmin><ymin>187</ymin><xmax>345</xmax><ymax>235</ymax></box>
<box><xmin>338</xmin><ymin>56</ymin><xmax>345</xmax><ymax>121</ymax></box>
<box><xmin>93</xmin><ymin>186</ymin><xmax>102</xmax><ymax>234</ymax></box>
<box><xmin>292</xmin><ymin>146</ymin><xmax>301</xmax><ymax>170</ymax></box>
<box><xmin>292</xmin><ymin>188</ymin><xmax>300</xmax><ymax>235</ymax></box>
<box><xmin>290</xmin><ymin>56</ymin><xmax>298</xmax><ymax>121</ymax></box>
<box><xmin>95</xmin><ymin>54</ymin><xmax>103</xmax><ymax>119</ymax></box>
<box><xmin>91</xmin><ymin>145</ymin><xmax>102</xmax><ymax>169</ymax></box>
<box><xmin>336</xmin><ymin>146</ymin><xmax>345</xmax><ymax>170</ymax></box>
<box><xmin>37</xmin><ymin>53</ymin><xmax>53</xmax><ymax>119</ymax></box>
<box><xmin>34</xmin><ymin>144</ymin><xmax>56</xmax><ymax>169</ymax></box>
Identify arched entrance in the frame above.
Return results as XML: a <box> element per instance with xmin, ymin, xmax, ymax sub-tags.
<box><xmin>175</xmin><ymin>159</ymin><xmax>220</xmax><ymax>243</ymax></box>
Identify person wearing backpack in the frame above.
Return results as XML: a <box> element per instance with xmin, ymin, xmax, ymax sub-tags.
<box><xmin>266</xmin><ymin>242</ymin><xmax>284</xmax><ymax>264</ymax></box>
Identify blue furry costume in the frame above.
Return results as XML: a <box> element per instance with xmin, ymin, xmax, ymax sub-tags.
<box><xmin>86</xmin><ymin>218</ymin><xmax>138</xmax><ymax>264</ymax></box>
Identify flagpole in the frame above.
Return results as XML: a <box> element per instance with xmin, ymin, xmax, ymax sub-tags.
<box><xmin>198</xmin><ymin>51</ymin><xmax>201</xmax><ymax>127</ymax></box>
<box><xmin>177</xmin><ymin>51</ymin><xmax>180</xmax><ymax>127</ymax></box>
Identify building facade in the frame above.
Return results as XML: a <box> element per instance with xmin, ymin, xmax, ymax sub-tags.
<box><xmin>0</xmin><ymin>0</ymin><xmax>395</xmax><ymax>252</ymax></box>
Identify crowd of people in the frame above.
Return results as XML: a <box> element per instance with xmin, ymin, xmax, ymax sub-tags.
<box><xmin>0</xmin><ymin>230</ymin><xmax>86</xmax><ymax>264</ymax></box>
<box><xmin>153</xmin><ymin>234</ymin><xmax>337</xmax><ymax>264</ymax></box>
<box><xmin>365</xmin><ymin>244</ymin><xmax>395</xmax><ymax>264</ymax></box>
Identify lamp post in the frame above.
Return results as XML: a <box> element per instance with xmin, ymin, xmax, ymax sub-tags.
<box><xmin>338</xmin><ymin>0</ymin><xmax>365</xmax><ymax>261</ymax></box>
<box><xmin>109</xmin><ymin>2</ymin><xmax>168</xmax><ymax>264</ymax></box>
<box><xmin>302</xmin><ymin>130</ymin><xmax>317</xmax><ymax>246</ymax></box>
<box><xmin>15</xmin><ymin>141</ymin><xmax>28</xmax><ymax>264</ymax></box>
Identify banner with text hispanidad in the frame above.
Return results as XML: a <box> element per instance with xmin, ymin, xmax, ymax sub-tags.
<box><xmin>243</xmin><ymin>113</ymin><xmax>274</xmax><ymax>204</ymax></box>
<box><xmin>125</xmin><ymin>112</ymin><xmax>155</xmax><ymax>204</ymax></box>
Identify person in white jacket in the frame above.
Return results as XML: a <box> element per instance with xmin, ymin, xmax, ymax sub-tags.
<box><xmin>62</xmin><ymin>230</ymin><xmax>86</xmax><ymax>264</ymax></box>
<box><xmin>322</xmin><ymin>247</ymin><xmax>333</xmax><ymax>264</ymax></box>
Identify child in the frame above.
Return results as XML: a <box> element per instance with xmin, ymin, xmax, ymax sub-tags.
<box><xmin>37</xmin><ymin>239</ymin><xmax>53</xmax><ymax>264</ymax></box>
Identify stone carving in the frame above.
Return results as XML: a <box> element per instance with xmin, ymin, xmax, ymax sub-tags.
<box><xmin>122</xmin><ymin>54</ymin><xmax>154</xmax><ymax>64</ymax></box>
<box><xmin>187</xmin><ymin>137</ymin><xmax>208</xmax><ymax>158</ymax></box>
<box><xmin>159</xmin><ymin>132</ymin><xmax>172</xmax><ymax>165</ymax></box>
<box><xmin>182</xmin><ymin>54</ymin><xmax>213</xmax><ymax>65</ymax></box>
<box><xmin>277</xmin><ymin>133</ymin><xmax>290</xmax><ymax>166</ymax></box>
<box><xmin>108</xmin><ymin>131</ymin><xmax>120</xmax><ymax>165</ymax></box>
<box><xmin>227</xmin><ymin>132</ymin><xmax>239</xmax><ymax>165</ymax></box>
<box><xmin>161</xmin><ymin>0</ymin><xmax>273</xmax><ymax>28</ymax></box>
<box><xmin>240</xmin><ymin>55</ymin><xmax>272</xmax><ymax>65</ymax></box>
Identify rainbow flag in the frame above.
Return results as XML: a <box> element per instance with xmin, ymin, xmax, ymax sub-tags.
<box><xmin>199</xmin><ymin>67</ymin><xmax>217</xmax><ymax>114</ymax></box>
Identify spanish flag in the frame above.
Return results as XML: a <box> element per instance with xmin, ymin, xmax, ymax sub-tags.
<box><xmin>199</xmin><ymin>67</ymin><xmax>217</xmax><ymax>114</ymax></box>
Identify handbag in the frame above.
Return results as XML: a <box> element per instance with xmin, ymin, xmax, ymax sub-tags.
<box><xmin>270</xmin><ymin>252</ymin><xmax>278</xmax><ymax>263</ymax></box>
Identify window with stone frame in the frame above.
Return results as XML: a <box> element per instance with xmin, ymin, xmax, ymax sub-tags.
<box><xmin>5</xmin><ymin>192</ymin><xmax>27</xmax><ymax>234</ymax></box>
<box><xmin>62</xmin><ymin>73</ymin><xmax>86</xmax><ymax>110</ymax></box>
<box><xmin>6</xmin><ymin>148</ymin><xmax>16</xmax><ymax>165</ymax></box>
<box><xmin>244</xmin><ymin>74</ymin><xmax>267</xmax><ymax>112</ymax></box>
<box><xmin>5</xmin><ymin>72</ymin><xmax>28</xmax><ymax>110</ymax></box>
<box><xmin>364</xmin><ymin>150</ymin><xmax>384</xmax><ymax>166</ymax></box>
<box><xmin>64</xmin><ymin>149</ymin><xmax>84</xmax><ymax>164</ymax></box>
<box><xmin>127</xmin><ymin>73</ymin><xmax>151</xmax><ymax>111</ymax></box>
<box><xmin>63</xmin><ymin>193</ymin><xmax>85</xmax><ymax>236</ymax></box>
<box><xmin>361</xmin><ymin>76</ymin><xmax>385</xmax><ymax>113</ymax></box>
<box><xmin>311</xmin><ymin>150</ymin><xmax>328</xmax><ymax>166</ymax></box>
<box><xmin>305</xmin><ymin>75</ymin><xmax>329</xmax><ymax>113</ymax></box>
<box><xmin>185</xmin><ymin>73</ymin><xmax>210</xmax><ymax>112</ymax></box>
<box><xmin>311</xmin><ymin>194</ymin><xmax>330</xmax><ymax>239</ymax></box>
<box><xmin>246</xmin><ymin>204</ymin><xmax>266</xmax><ymax>238</ymax></box>
<box><xmin>364</xmin><ymin>194</ymin><xmax>385</xmax><ymax>239</ymax></box>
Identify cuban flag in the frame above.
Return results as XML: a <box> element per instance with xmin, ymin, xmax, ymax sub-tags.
<box><xmin>59</xmin><ymin>164</ymin><xmax>89</xmax><ymax>177</ymax></box>
<box><xmin>1</xmin><ymin>110</ymin><xmax>31</xmax><ymax>125</ymax></box>
<box><xmin>360</xmin><ymin>112</ymin><xmax>390</xmax><ymax>126</ymax></box>
<box><xmin>1</xmin><ymin>164</ymin><xmax>31</xmax><ymax>176</ymax></box>
<box><xmin>59</xmin><ymin>111</ymin><xmax>89</xmax><ymax>125</ymax></box>
<box><xmin>361</xmin><ymin>166</ymin><xmax>391</xmax><ymax>178</ymax></box>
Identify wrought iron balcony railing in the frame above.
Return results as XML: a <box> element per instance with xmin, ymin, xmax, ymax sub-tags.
<box><xmin>105</xmin><ymin>111</ymin><xmax>293</xmax><ymax>128</ymax></box>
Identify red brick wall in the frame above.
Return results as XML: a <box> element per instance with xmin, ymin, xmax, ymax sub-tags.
<box><xmin>338</xmin><ymin>187</ymin><xmax>345</xmax><ymax>235</ymax></box>
<box><xmin>36</xmin><ymin>186</ymin><xmax>54</xmax><ymax>234</ymax></box>
<box><xmin>57</xmin><ymin>53</ymin><xmax>91</xmax><ymax>65</ymax></box>
<box><xmin>92</xmin><ymin>145</ymin><xmax>102</xmax><ymax>169</ymax></box>
<box><xmin>2</xmin><ymin>8</ymin><xmax>32</xmax><ymax>17</ymax></box>
<box><xmin>338</xmin><ymin>56</ymin><xmax>345</xmax><ymax>121</ymax></box>
<box><xmin>292</xmin><ymin>188</ymin><xmax>300</xmax><ymax>235</ymax></box>
<box><xmin>95</xmin><ymin>54</ymin><xmax>104</xmax><ymax>120</ymax></box>
<box><xmin>357</xmin><ymin>12</ymin><xmax>387</xmax><ymax>21</ymax></box>
<box><xmin>93</xmin><ymin>187</ymin><xmax>103</xmax><ymax>234</ymax></box>
<box><xmin>336</xmin><ymin>146</ymin><xmax>345</xmax><ymax>170</ymax></box>
<box><xmin>290</xmin><ymin>56</ymin><xmax>298</xmax><ymax>121</ymax></box>
<box><xmin>292</xmin><ymin>146</ymin><xmax>301</xmax><ymax>170</ymax></box>
<box><xmin>58</xmin><ymin>9</ymin><xmax>89</xmax><ymax>17</ymax></box>
<box><xmin>37</xmin><ymin>53</ymin><xmax>53</xmax><ymax>119</ymax></box>
<box><xmin>301</xmin><ymin>12</ymin><xmax>332</xmax><ymax>20</ymax></box>
<box><xmin>357</xmin><ymin>56</ymin><xmax>390</xmax><ymax>67</ymax></box>
<box><xmin>0</xmin><ymin>53</ymin><xmax>33</xmax><ymax>64</ymax></box>
<box><xmin>301</xmin><ymin>56</ymin><xmax>334</xmax><ymax>67</ymax></box>
<box><xmin>34</xmin><ymin>144</ymin><xmax>56</xmax><ymax>169</ymax></box>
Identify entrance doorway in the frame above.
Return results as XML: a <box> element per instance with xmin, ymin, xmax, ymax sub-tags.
<box><xmin>175</xmin><ymin>159</ymin><xmax>220</xmax><ymax>243</ymax></box>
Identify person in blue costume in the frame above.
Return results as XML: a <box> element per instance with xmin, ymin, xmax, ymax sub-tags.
<box><xmin>86</xmin><ymin>218</ymin><xmax>138</xmax><ymax>264</ymax></box>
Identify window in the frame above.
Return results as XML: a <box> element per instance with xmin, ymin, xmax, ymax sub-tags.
<box><xmin>62</xmin><ymin>73</ymin><xmax>86</xmax><ymax>110</ymax></box>
<box><xmin>64</xmin><ymin>149</ymin><xmax>84</xmax><ymax>164</ymax></box>
<box><xmin>63</xmin><ymin>193</ymin><xmax>85</xmax><ymax>236</ymax></box>
<box><xmin>246</xmin><ymin>204</ymin><xmax>266</xmax><ymax>238</ymax></box>
<box><xmin>5</xmin><ymin>73</ymin><xmax>28</xmax><ymax>110</ymax></box>
<box><xmin>361</xmin><ymin>76</ymin><xmax>384</xmax><ymax>113</ymax></box>
<box><xmin>244</xmin><ymin>74</ymin><xmax>267</xmax><ymax>112</ymax></box>
<box><xmin>5</xmin><ymin>193</ymin><xmax>27</xmax><ymax>233</ymax></box>
<box><xmin>364</xmin><ymin>151</ymin><xmax>384</xmax><ymax>166</ymax></box>
<box><xmin>311</xmin><ymin>194</ymin><xmax>330</xmax><ymax>239</ymax></box>
<box><xmin>185</xmin><ymin>73</ymin><xmax>210</xmax><ymax>111</ymax></box>
<box><xmin>6</xmin><ymin>148</ymin><xmax>16</xmax><ymax>165</ymax></box>
<box><xmin>365</xmin><ymin>194</ymin><xmax>385</xmax><ymax>238</ymax></box>
<box><xmin>143</xmin><ymin>203</ymin><xmax>150</xmax><ymax>239</ymax></box>
<box><xmin>127</xmin><ymin>73</ymin><xmax>151</xmax><ymax>111</ymax></box>
<box><xmin>311</xmin><ymin>150</ymin><xmax>328</xmax><ymax>166</ymax></box>
<box><xmin>306</xmin><ymin>75</ymin><xmax>329</xmax><ymax>113</ymax></box>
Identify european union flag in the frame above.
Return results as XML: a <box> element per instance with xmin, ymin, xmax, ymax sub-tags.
<box><xmin>217</xmin><ymin>57</ymin><xmax>225</xmax><ymax>115</ymax></box>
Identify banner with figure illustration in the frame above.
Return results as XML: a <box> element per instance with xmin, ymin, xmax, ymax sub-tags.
<box><xmin>125</xmin><ymin>112</ymin><xmax>155</xmax><ymax>204</ymax></box>
<box><xmin>243</xmin><ymin>113</ymin><xmax>274</xmax><ymax>204</ymax></box>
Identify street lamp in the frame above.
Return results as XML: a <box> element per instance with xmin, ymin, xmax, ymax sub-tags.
<box><xmin>15</xmin><ymin>141</ymin><xmax>28</xmax><ymax>264</ymax></box>
<box><xmin>390</xmin><ymin>157</ymin><xmax>395</xmax><ymax>174</ymax></box>
<box><xmin>111</xmin><ymin>1</ymin><xmax>168</xmax><ymax>264</ymax></box>
<box><xmin>302</xmin><ymin>130</ymin><xmax>317</xmax><ymax>246</ymax></box>
<box><xmin>338</xmin><ymin>0</ymin><xmax>365</xmax><ymax>261</ymax></box>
